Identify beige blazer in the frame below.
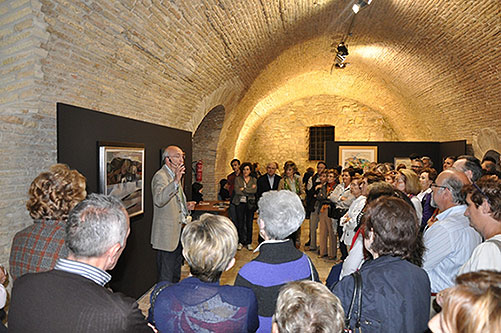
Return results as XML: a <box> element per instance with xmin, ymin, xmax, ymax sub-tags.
<box><xmin>150</xmin><ymin>166</ymin><xmax>187</xmax><ymax>252</ymax></box>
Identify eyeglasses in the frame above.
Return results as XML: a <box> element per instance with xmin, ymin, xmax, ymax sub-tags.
<box><xmin>431</xmin><ymin>182</ymin><xmax>448</xmax><ymax>190</ymax></box>
<box><xmin>472</xmin><ymin>182</ymin><xmax>490</xmax><ymax>203</ymax></box>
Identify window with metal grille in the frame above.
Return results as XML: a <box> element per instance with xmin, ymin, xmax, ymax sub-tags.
<box><xmin>309</xmin><ymin>126</ymin><xmax>334</xmax><ymax>160</ymax></box>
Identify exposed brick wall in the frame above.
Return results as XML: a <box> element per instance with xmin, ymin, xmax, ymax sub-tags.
<box><xmin>192</xmin><ymin>105</ymin><xmax>226</xmax><ymax>200</ymax></box>
<box><xmin>244</xmin><ymin>94</ymin><xmax>398</xmax><ymax>175</ymax></box>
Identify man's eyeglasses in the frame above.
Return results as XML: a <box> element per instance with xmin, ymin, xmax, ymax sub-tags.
<box><xmin>431</xmin><ymin>183</ymin><xmax>448</xmax><ymax>190</ymax></box>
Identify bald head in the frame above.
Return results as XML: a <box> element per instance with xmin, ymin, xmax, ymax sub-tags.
<box><xmin>433</xmin><ymin>169</ymin><xmax>470</xmax><ymax>211</ymax></box>
<box><xmin>163</xmin><ymin>145</ymin><xmax>184</xmax><ymax>168</ymax></box>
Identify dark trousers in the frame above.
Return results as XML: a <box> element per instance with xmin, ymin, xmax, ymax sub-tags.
<box><xmin>337</xmin><ymin>223</ymin><xmax>348</xmax><ymax>260</ymax></box>
<box><xmin>236</xmin><ymin>203</ymin><xmax>254</xmax><ymax>245</ymax></box>
<box><xmin>156</xmin><ymin>241</ymin><xmax>183</xmax><ymax>283</ymax></box>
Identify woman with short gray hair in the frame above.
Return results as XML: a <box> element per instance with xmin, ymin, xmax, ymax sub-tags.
<box><xmin>235</xmin><ymin>190</ymin><xmax>319</xmax><ymax>333</ymax></box>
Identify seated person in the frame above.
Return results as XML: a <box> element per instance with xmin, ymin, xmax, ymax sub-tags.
<box><xmin>148</xmin><ymin>214</ymin><xmax>259</xmax><ymax>333</ymax></box>
<box><xmin>218</xmin><ymin>179</ymin><xmax>231</xmax><ymax>201</ymax></box>
<box><xmin>272</xmin><ymin>280</ymin><xmax>344</xmax><ymax>333</ymax></box>
<box><xmin>429</xmin><ymin>270</ymin><xmax>501</xmax><ymax>333</ymax></box>
<box><xmin>9</xmin><ymin>164</ymin><xmax>87</xmax><ymax>280</ymax></box>
<box><xmin>332</xmin><ymin>197</ymin><xmax>430</xmax><ymax>332</ymax></box>
<box><xmin>235</xmin><ymin>190</ymin><xmax>319</xmax><ymax>333</ymax></box>
<box><xmin>191</xmin><ymin>182</ymin><xmax>203</xmax><ymax>203</ymax></box>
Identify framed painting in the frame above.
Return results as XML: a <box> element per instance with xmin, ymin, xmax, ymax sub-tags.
<box><xmin>99</xmin><ymin>142</ymin><xmax>145</xmax><ymax>217</ymax></box>
<box><xmin>394</xmin><ymin>157</ymin><xmax>412</xmax><ymax>169</ymax></box>
<box><xmin>339</xmin><ymin>146</ymin><xmax>378</xmax><ymax>169</ymax></box>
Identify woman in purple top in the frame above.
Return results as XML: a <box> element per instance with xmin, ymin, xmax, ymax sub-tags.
<box><xmin>149</xmin><ymin>214</ymin><xmax>259</xmax><ymax>333</ymax></box>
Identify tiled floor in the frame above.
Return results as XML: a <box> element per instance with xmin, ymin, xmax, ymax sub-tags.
<box><xmin>138</xmin><ymin>218</ymin><xmax>341</xmax><ymax>316</ymax></box>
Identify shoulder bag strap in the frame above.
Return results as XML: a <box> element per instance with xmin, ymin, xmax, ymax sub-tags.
<box><xmin>344</xmin><ymin>271</ymin><xmax>362</xmax><ymax>331</ymax></box>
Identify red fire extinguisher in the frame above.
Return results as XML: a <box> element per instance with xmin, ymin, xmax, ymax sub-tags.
<box><xmin>196</xmin><ymin>160</ymin><xmax>203</xmax><ymax>182</ymax></box>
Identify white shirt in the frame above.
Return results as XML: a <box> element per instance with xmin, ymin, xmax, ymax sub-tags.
<box><xmin>423</xmin><ymin>205</ymin><xmax>482</xmax><ymax>292</ymax></box>
<box><xmin>339</xmin><ymin>236</ymin><xmax>364</xmax><ymax>281</ymax></box>
<box><xmin>459</xmin><ymin>234</ymin><xmax>501</xmax><ymax>275</ymax></box>
<box><xmin>340</xmin><ymin>196</ymin><xmax>366</xmax><ymax>246</ymax></box>
<box><xmin>410</xmin><ymin>196</ymin><xmax>423</xmax><ymax>222</ymax></box>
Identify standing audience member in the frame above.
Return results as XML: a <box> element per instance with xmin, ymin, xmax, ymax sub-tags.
<box><xmin>318</xmin><ymin>169</ymin><xmax>339</xmax><ymax>260</ymax></box>
<box><xmin>9</xmin><ymin>164</ymin><xmax>87</xmax><ymax>280</ymax></box>
<box><xmin>339</xmin><ymin>176</ymin><xmax>366</xmax><ymax>251</ymax></box>
<box><xmin>453</xmin><ymin>155</ymin><xmax>483</xmax><ymax>182</ymax></box>
<box><xmin>151</xmin><ymin>146</ymin><xmax>196</xmax><ymax>283</ymax></box>
<box><xmin>422</xmin><ymin>169</ymin><xmax>482</xmax><ymax>293</ymax></box>
<box><xmin>422</xmin><ymin>156</ymin><xmax>434</xmax><ymax>169</ymax></box>
<box><xmin>149</xmin><ymin>214</ymin><xmax>259</xmax><ymax>333</ymax></box>
<box><xmin>411</xmin><ymin>158</ymin><xmax>424</xmax><ymax>174</ymax></box>
<box><xmin>308</xmin><ymin>171</ymin><xmax>327</xmax><ymax>252</ymax></box>
<box><xmin>233</xmin><ymin>162</ymin><xmax>258</xmax><ymax>250</ymax></box>
<box><xmin>235</xmin><ymin>190</ymin><xmax>319</xmax><ymax>333</ymax></box>
<box><xmin>272</xmin><ymin>280</ymin><xmax>344</xmax><ymax>333</ymax></box>
<box><xmin>330</xmin><ymin>168</ymin><xmax>355</xmax><ymax>260</ymax></box>
<box><xmin>395</xmin><ymin>169</ymin><xmax>423</xmax><ymax>222</ymax></box>
<box><xmin>256</xmin><ymin>162</ymin><xmax>281</xmax><ymax>202</ymax></box>
<box><xmin>418</xmin><ymin>168</ymin><xmax>438</xmax><ymax>229</ymax></box>
<box><xmin>305</xmin><ymin>162</ymin><xmax>327</xmax><ymax>247</ymax></box>
<box><xmin>429</xmin><ymin>270</ymin><xmax>501</xmax><ymax>333</ymax></box>
<box><xmin>252</xmin><ymin>162</ymin><xmax>262</xmax><ymax>179</ymax></box>
<box><xmin>218</xmin><ymin>179</ymin><xmax>231</xmax><ymax>201</ymax></box>
<box><xmin>481</xmin><ymin>156</ymin><xmax>498</xmax><ymax>173</ymax></box>
<box><xmin>9</xmin><ymin>194</ymin><xmax>153</xmax><ymax>332</ymax></box>
<box><xmin>278</xmin><ymin>161</ymin><xmax>305</xmax><ymax>247</ymax></box>
<box><xmin>443</xmin><ymin>156</ymin><xmax>457</xmax><ymax>171</ymax></box>
<box><xmin>332</xmin><ymin>197</ymin><xmax>430</xmax><ymax>332</ymax></box>
<box><xmin>227</xmin><ymin>158</ymin><xmax>241</xmax><ymax>225</ymax></box>
<box><xmin>459</xmin><ymin>178</ymin><xmax>501</xmax><ymax>274</ymax></box>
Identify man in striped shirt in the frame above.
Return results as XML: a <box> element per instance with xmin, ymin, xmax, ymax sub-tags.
<box><xmin>422</xmin><ymin>169</ymin><xmax>482</xmax><ymax>293</ymax></box>
<box><xmin>9</xmin><ymin>194</ymin><xmax>152</xmax><ymax>332</ymax></box>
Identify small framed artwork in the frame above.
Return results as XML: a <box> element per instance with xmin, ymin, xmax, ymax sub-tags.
<box><xmin>99</xmin><ymin>142</ymin><xmax>145</xmax><ymax>217</ymax></box>
<box><xmin>394</xmin><ymin>157</ymin><xmax>411</xmax><ymax>169</ymax></box>
<box><xmin>339</xmin><ymin>146</ymin><xmax>378</xmax><ymax>169</ymax></box>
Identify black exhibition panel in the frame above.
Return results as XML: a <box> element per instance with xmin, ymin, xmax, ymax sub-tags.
<box><xmin>57</xmin><ymin>103</ymin><xmax>192</xmax><ymax>299</ymax></box>
<box><xmin>325</xmin><ymin>140</ymin><xmax>466</xmax><ymax>171</ymax></box>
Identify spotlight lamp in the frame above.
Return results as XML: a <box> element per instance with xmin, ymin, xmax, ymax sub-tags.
<box><xmin>352</xmin><ymin>0</ymin><xmax>374</xmax><ymax>14</ymax></box>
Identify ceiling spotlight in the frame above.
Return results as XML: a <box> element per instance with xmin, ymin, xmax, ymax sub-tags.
<box><xmin>335</xmin><ymin>42</ymin><xmax>349</xmax><ymax>69</ymax></box>
<box><xmin>352</xmin><ymin>0</ymin><xmax>373</xmax><ymax>14</ymax></box>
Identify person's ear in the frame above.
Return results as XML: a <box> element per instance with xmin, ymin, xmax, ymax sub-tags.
<box><xmin>225</xmin><ymin>258</ymin><xmax>236</xmax><ymax>271</ymax></box>
<box><xmin>479</xmin><ymin>200</ymin><xmax>491</xmax><ymax>215</ymax></box>
<box><xmin>105</xmin><ymin>242</ymin><xmax>122</xmax><ymax>269</ymax></box>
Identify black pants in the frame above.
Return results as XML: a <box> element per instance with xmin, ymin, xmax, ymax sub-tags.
<box><xmin>236</xmin><ymin>203</ymin><xmax>254</xmax><ymax>245</ymax></box>
<box><xmin>156</xmin><ymin>241</ymin><xmax>183</xmax><ymax>283</ymax></box>
<box><xmin>337</xmin><ymin>223</ymin><xmax>348</xmax><ymax>260</ymax></box>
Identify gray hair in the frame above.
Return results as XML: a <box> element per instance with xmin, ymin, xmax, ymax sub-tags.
<box><xmin>442</xmin><ymin>175</ymin><xmax>467</xmax><ymax>205</ymax></box>
<box><xmin>258</xmin><ymin>190</ymin><xmax>304</xmax><ymax>240</ymax></box>
<box><xmin>273</xmin><ymin>280</ymin><xmax>345</xmax><ymax>333</ymax></box>
<box><xmin>161</xmin><ymin>148</ymin><xmax>169</xmax><ymax>164</ymax></box>
<box><xmin>455</xmin><ymin>157</ymin><xmax>483</xmax><ymax>182</ymax></box>
<box><xmin>422</xmin><ymin>156</ymin><xmax>433</xmax><ymax>166</ymax></box>
<box><xmin>66</xmin><ymin>193</ymin><xmax>128</xmax><ymax>258</ymax></box>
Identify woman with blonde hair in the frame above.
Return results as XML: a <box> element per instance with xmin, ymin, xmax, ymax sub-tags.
<box><xmin>149</xmin><ymin>214</ymin><xmax>259</xmax><ymax>332</ymax></box>
<box><xmin>429</xmin><ymin>270</ymin><xmax>501</xmax><ymax>333</ymax></box>
<box><xmin>394</xmin><ymin>168</ymin><xmax>423</xmax><ymax>222</ymax></box>
<box><xmin>10</xmin><ymin>164</ymin><xmax>87</xmax><ymax>280</ymax></box>
<box><xmin>279</xmin><ymin>161</ymin><xmax>305</xmax><ymax>247</ymax></box>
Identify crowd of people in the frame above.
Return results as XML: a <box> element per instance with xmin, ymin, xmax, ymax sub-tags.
<box><xmin>1</xmin><ymin>149</ymin><xmax>500</xmax><ymax>332</ymax></box>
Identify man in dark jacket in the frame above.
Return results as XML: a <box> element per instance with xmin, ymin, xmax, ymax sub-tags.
<box><xmin>256</xmin><ymin>162</ymin><xmax>281</xmax><ymax>202</ymax></box>
<box><xmin>9</xmin><ymin>194</ymin><xmax>152</xmax><ymax>333</ymax></box>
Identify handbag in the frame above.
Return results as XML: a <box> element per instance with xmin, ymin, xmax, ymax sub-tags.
<box><xmin>344</xmin><ymin>271</ymin><xmax>362</xmax><ymax>333</ymax></box>
<box><xmin>148</xmin><ymin>281</ymin><xmax>172</xmax><ymax>326</ymax></box>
